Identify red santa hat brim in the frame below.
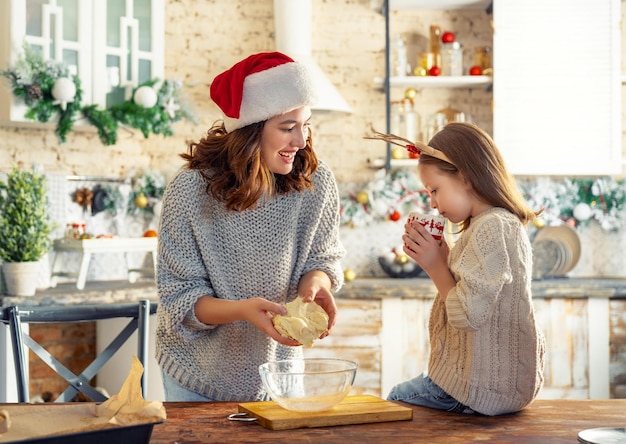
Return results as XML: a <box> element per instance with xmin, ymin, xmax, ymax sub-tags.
<box><xmin>210</xmin><ymin>52</ymin><xmax>317</xmax><ymax>132</ymax></box>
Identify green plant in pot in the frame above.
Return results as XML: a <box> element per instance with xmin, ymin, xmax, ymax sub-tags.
<box><xmin>0</xmin><ymin>167</ymin><xmax>53</xmax><ymax>296</ymax></box>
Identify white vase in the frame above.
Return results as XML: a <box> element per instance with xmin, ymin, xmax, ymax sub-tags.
<box><xmin>2</xmin><ymin>261</ymin><xmax>41</xmax><ymax>296</ymax></box>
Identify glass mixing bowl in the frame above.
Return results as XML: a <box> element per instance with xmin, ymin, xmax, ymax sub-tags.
<box><xmin>259</xmin><ymin>358</ymin><xmax>358</xmax><ymax>412</ymax></box>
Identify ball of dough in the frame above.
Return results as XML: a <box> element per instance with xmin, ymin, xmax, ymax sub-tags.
<box><xmin>272</xmin><ymin>298</ymin><xmax>329</xmax><ymax>347</ymax></box>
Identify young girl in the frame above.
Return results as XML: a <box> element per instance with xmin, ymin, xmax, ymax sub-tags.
<box><xmin>383</xmin><ymin>122</ymin><xmax>546</xmax><ymax>416</ymax></box>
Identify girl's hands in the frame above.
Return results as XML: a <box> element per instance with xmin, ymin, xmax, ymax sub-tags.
<box><xmin>402</xmin><ymin>220</ymin><xmax>449</xmax><ymax>276</ymax></box>
<box><xmin>403</xmin><ymin>220</ymin><xmax>457</xmax><ymax>301</ymax></box>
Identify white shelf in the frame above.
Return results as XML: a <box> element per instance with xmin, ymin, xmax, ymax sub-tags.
<box><xmin>368</xmin><ymin>158</ymin><xmax>420</xmax><ymax>169</ymax></box>
<box><xmin>389</xmin><ymin>0</ymin><xmax>491</xmax><ymax>9</ymax></box>
<box><xmin>374</xmin><ymin>75</ymin><xmax>492</xmax><ymax>89</ymax></box>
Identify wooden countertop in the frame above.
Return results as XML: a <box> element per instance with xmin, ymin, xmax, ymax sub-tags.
<box><xmin>149</xmin><ymin>399</ymin><xmax>626</xmax><ymax>443</ymax></box>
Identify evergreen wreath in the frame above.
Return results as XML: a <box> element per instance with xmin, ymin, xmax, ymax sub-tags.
<box><xmin>2</xmin><ymin>44</ymin><xmax>196</xmax><ymax>145</ymax></box>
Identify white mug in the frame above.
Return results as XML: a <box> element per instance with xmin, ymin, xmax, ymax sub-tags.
<box><xmin>407</xmin><ymin>212</ymin><xmax>446</xmax><ymax>240</ymax></box>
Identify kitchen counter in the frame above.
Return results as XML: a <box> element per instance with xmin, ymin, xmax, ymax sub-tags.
<box><xmin>338</xmin><ymin>276</ymin><xmax>626</xmax><ymax>299</ymax></box>
<box><xmin>3</xmin><ymin>277</ymin><xmax>626</xmax><ymax>401</ymax></box>
<box><xmin>146</xmin><ymin>399</ymin><xmax>626</xmax><ymax>443</ymax></box>
<box><xmin>3</xmin><ymin>276</ymin><xmax>626</xmax><ymax>307</ymax></box>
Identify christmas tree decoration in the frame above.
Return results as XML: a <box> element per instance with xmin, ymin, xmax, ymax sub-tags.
<box><xmin>133</xmin><ymin>85</ymin><xmax>158</xmax><ymax>108</ymax></box>
<box><xmin>355</xmin><ymin>191</ymin><xmax>370</xmax><ymax>204</ymax></box>
<box><xmin>378</xmin><ymin>246</ymin><xmax>423</xmax><ymax>278</ymax></box>
<box><xmin>163</xmin><ymin>97</ymin><xmax>181</xmax><ymax>119</ymax></box>
<box><xmin>128</xmin><ymin>170</ymin><xmax>167</xmax><ymax>216</ymax></box>
<box><xmin>343</xmin><ymin>269</ymin><xmax>357</xmax><ymax>282</ymax></box>
<box><xmin>51</xmin><ymin>77</ymin><xmax>77</xmax><ymax>110</ymax></box>
<box><xmin>573</xmin><ymin>203</ymin><xmax>592</xmax><ymax>221</ymax></box>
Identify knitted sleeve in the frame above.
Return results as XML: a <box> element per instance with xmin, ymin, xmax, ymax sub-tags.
<box><xmin>298</xmin><ymin>162</ymin><xmax>345</xmax><ymax>292</ymax></box>
<box><xmin>446</xmin><ymin>213</ymin><xmax>514</xmax><ymax>331</ymax></box>
<box><xmin>156</xmin><ymin>168</ymin><xmax>217</xmax><ymax>339</ymax></box>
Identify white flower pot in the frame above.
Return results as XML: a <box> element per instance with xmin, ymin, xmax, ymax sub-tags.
<box><xmin>2</xmin><ymin>261</ymin><xmax>41</xmax><ymax>296</ymax></box>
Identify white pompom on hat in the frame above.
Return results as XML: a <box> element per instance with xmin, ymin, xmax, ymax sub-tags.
<box><xmin>210</xmin><ymin>51</ymin><xmax>317</xmax><ymax>132</ymax></box>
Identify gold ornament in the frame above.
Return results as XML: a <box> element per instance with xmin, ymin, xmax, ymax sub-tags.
<box><xmin>414</xmin><ymin>67</ymin><xmax>427</xmax><ymax>76</ymax></box>
<box><xmin>395</xmin><ymin>253</ymin><xmax>409</xmax><ymax>265</ymax></box>
<box><xmin>355</xmin><ymin>191</ymin><xmax>369</xmax><ymax>205</ymax></box>
<box><xmin>533</xmin><ymin>217</ymin><xmax>546</xmax><ymax>229</ymax></box>
<box><xmin>405</xmin><ymin>88</ymin><xmax>417</xmax><ymax>99</ymax></box>
<box><xmin>344</xmin><ymin>269</ymin><xmax>357</xmax><ymax>282</ymax></box>
<box><xmin>134</xmin><ymin>193</ymin><xmax>149</xmax><ymax>208</ymax></box>
<box><xmin>391</xmin><ymin>147</ymin><xmax>405</xmax><ymax>159</ymax></box>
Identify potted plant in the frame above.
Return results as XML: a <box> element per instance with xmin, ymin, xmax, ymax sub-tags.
<box><xmin>0</xmin><ymin>166</ymin><xmax>53</xmax><ymax>296</ymax></box>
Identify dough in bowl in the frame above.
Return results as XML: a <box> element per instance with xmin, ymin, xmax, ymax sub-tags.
<box><xmin>272</xmin><ymin>297</ymin><xmax>329</xmax><ymax>347</ymax></box>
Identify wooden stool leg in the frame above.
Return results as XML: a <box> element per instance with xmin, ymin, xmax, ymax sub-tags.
<box><xmin>76</xmin><ymin>253</ymin><xmax>91</xmax><ymax>290</ymax></box>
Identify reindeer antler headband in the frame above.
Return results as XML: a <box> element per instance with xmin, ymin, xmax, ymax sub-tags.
<box><xmin>364</xmin><ymin>128</ymin><xmax>456</xmax><ymax>168</ymax></box>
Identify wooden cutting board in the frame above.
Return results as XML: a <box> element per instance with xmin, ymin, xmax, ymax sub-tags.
<box><xmin>237</xmin><ymin>395</ymin><xmax>413</xmax><ymax>430</ymax></box>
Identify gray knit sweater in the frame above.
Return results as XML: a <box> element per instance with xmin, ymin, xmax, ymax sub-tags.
<box><xmin>428</xmin><ymin>207</ymin><xmax>546</xmax><ymax>416</ymax></box>
<box><xmin>155</xmin><ymin>161</ymin><xmax>345</xmax><ymax>401</ymax></box>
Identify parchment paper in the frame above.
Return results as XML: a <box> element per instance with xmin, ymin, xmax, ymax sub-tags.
<box><xmin>0</xmin><ymin>355</ymin><xmax>166</xmax><ymax>442</ymax></box>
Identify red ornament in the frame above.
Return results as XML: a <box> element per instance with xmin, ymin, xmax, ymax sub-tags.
<box><xmin>441</xmin><ymin>32</ymin><xmax>455</xmax><ymax>43</ymax></box>
<box><xmin>390</xmin><ymin>211</ymin><xmax>401</xmax><ymax>222</ymax></box>
<box><xmin>429</xmin><ymin>66</ymin><xmax>441</xmax><ymax>76</ymax></box>
<box><xmin>469</xmin><ymin>65</ymin><xmax>483</xmax><ymax>76</ymax></box>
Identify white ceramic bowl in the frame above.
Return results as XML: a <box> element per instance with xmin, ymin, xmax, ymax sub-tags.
<box><xmin>259</xmin><ymin>358</ymin><xmax>358</xmax><ymax>412</ymax></box>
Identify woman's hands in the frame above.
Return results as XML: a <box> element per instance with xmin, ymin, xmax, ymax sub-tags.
<box><xmin>297</xmin><ymin>270</ymin><xmax>337</xmax><ymax>338</ymax></box>
<box><xmin>194</xmin><ymin>296</ymin><xmax>300</xmax><ymax>346</ymax></box>
<box><xmin>241</xmin><ymin>298</ymin><xmax>302</xmax><ymax>346</ymax></box>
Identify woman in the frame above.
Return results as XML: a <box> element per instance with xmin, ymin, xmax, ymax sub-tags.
<box><xmin>155</xmin><ymin>52</ymin><xmax>346</xmax><ymax>402</ymax></box>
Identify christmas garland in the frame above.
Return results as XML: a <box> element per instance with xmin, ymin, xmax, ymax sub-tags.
<box><xmin>340</xmin><ymin>172</ymin><xmax>626</xmax><ymax>232</ymax></box>
<box><xmin>519</xmin><ymin>177</ymin><xmax>626</xmax><ymax>231</ymax></box>
<box><xmin>340</xmin><ymin>169</ymin><xmax>429</xmax><ymax>227</ymax></box>
<box><xmin>2</xmin><ymin>44</ymin><xmax>196</xmax><ymax>145</ymax></box>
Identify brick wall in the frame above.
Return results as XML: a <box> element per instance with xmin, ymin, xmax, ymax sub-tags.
<box><xmin>0</xmin><ymin>1</ymin><xmax>497</xmax><ymax>184</ymax></box>
<box><xmin>27</xmin><ymin>322</ymin><xmax>96</xmax><ymax>401</ymax></box>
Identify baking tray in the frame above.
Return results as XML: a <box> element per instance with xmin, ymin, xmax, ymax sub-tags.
<box><xmin>0</xmin><ymin>403</ymin><xmax>164</xmax><ymax>444</ymax></box>
<box><xmin>2</xmin><ymin>419</ymin><xmax>164</xmax><ymax>444</ymax></box>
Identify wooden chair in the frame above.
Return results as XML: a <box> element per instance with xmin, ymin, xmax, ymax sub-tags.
<box><xmin>4</xmin><ymin>300</ymin><xmax>157</xmax><ymax>402</ymax></box>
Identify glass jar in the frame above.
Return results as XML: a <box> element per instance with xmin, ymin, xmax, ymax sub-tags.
<box><xmin>441</xmin><ymin>42</ymin><xmax>463</xmax><ymax>76</ymax></box>
<box><xmin>474</xmin><ymin>46</ymin><xmax>492</xmax><ymax>71</ymax></box>
<box><xmin>391</xmin><ymin>35</ymin><xmax>408</xmax><ymax>77</ymax></box>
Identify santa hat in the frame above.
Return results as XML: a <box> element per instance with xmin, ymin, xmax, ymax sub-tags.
<box><xmin>210</xmin><ymin>52</ymin><xmax>317</xmax><ymax>132</ymax></box>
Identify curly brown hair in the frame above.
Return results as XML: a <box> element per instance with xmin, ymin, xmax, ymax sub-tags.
<box><xmin>181</xmin><ymin>121</ymin><xmax>319</xmax><ymax>211</ymax></box>
<box><xmin>420</xmin><ymin>122</ymin><xmax>542</xmax><ymax>231</ymax></box>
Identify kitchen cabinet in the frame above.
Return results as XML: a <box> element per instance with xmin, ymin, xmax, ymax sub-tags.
<box><xmin>377</xmin><ymin>0</ymin><xmax>621</xmax><ymax>175</ymax></box>
<box><xmin>0</xmin><ymin>0</ymin><xmax>164</xmax><ymax>125</ymax></box>
<box><xmin>493</xmin><ymin>0</ymin><xmax>621</xmax><ymax>175</ymax></box>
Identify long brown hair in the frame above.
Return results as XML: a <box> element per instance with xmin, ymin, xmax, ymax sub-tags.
<box><xmin>420</xmin><ymin>122</ymin><xmax>542</xmax><ymax>231</ymax></box>
<box><xmin>181</xmin><ymin>121</ymin><xmax>318</xmax><ymax>211</ymax></box>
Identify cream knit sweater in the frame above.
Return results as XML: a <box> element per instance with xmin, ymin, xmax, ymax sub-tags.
<box><xmin>155</xmin><ymin>162</ymin><xmax>345</xmax><ymax>401</ymax></box>
<box><xmin>428</xmin><ymin>207</ymin><xmax>546</xmax><ymax>416</ymax></box>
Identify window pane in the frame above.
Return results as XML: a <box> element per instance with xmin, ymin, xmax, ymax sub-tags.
<box><xmin>58</xmin><ymin>0</ymin><xmax>78</xmax><ymax>41</ymax></box>
<box><xmin>138</xmin><ymin>59</ymin><xmax>152</xmax><ymax>84</ymax></box>
<box><xmin>107</xmin><ymin>0</ymin><xmax>125</xmax><ymax>47</ymax></box>
<box><xmin>26</xmin><ymin>0</ymin><xmax>44</xmax><ymax>37</ymax></box>
<box><xmin>135</xmin><ymin>0</ymin><xmax>152</xmax><ymax>52</ymax></box>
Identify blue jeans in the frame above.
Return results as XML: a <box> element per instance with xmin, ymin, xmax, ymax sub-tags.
<box><xmin>161</xmin><ymin>371</ymin><xmax>215</xmax><ymax>402</ymax></box>
<box><xmin>387</xmin><ymin>373</ymin><xmax>474</xmax><ymax>414</ymax></box>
